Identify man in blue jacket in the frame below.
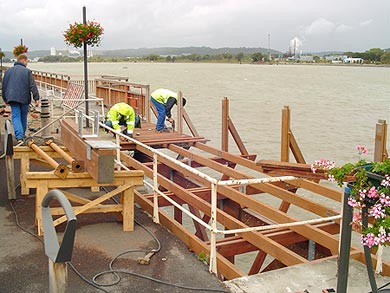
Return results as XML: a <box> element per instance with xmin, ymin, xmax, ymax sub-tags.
<box><xmin>2</xmin><ymin>54</ymin><xmax>40</xmax><ymax>143</ymax></box>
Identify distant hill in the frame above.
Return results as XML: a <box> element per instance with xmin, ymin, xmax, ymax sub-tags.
<box><xmin>2</xmin><ymin>46</ymin><xmax>282</xmax><ymax>59</ymax></box>
<box><xmin>94</xmin><ymin>46</ymin><xmax>282</xmax><ymax>57</ymax></box>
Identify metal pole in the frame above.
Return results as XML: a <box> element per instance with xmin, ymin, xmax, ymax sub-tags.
<box><xmin>362</xmin><ymin>205</ymin><xmax>379</xmax><ymax>292</ymax></box>
<box><xmin>336</xmin><ymin>185</ymin><xmax>353</xmax><ymax>292</ymax></box>
<box><xmin>82</xmin><ymin>6</ymin><xmax>90</xmax><ymax>127</ymax></box>
<box><xmin>0</xmin><ymin>47</ymin><xmax>3</xmax><ymax>80</ymax></box>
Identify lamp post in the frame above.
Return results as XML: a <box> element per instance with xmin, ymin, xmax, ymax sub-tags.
<box><xmin>0</xmin><ymin>48</ymin><xmax>3</xmax><ymax>82</ymax></box>
<box><xmin>82</xmin><ymin>6</ymin><xmax>90</xmax><ymax>128</ymax></box>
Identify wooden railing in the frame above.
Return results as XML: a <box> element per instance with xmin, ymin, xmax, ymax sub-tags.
<box><xmin>95</xmin><ymin>79</ymin><xmax>151</xmax><ymax>122</ymax></box>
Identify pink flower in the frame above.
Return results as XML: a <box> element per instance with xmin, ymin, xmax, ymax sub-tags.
<box><xmin>367</xmin><ymin>186</ymin><xmax>379</xmax><ymax>199</ymax></box>
<box><xmin>356</xmin><ymin>145</ymin><xmax>368</xmax><ymax>155</ymax></box>
<box><xmin>369</xmin><ymin>204</ymin><xmax>386</xmax><ymax>219</ymax></box>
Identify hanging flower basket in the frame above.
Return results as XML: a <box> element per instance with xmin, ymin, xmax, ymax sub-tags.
<box><xmin>63</xmin><ymin>21</ymin><xmax>104</xmax><ymax>48</ymax></box>
<box><xmin>13</xmin><ymin>45</ymin><xmax>28</xmax><ymax>57</ymax></box>
<box><xmin>311</xmin><ymin>146</ymin><xmax>390</xmax><ymax>249</ymax></box>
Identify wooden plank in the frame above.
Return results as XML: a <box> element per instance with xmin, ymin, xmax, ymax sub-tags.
<box><xmin>49</xmin><ymin>205</ymin><xmax>123</xmax><ymax>215</ymax></box>
<box><xmin>122</xmin><ymin>185</ymin><xmax>134</xmax><ymax>231</ymax></box>
<box><xmin>288</xmin><ymin>179</ymin><xmax>342</xmax><ymax>202</ymax></box>
<box><xmin>195</xmin><ymin>142</ymin><xmax>259</xmax><ymax>171</ymax></box>
<box><xmin>26</xmin><ymin>170</ymin><xmax>143</xmax><ymax>189</ymax></box>
<box><xmin>289</xmin><ymin>130</ymin><xmax>306</xmax><ymax>163</ymax></box>
<box><xmin>36</xmin><ymin>180</ymin><xmax>48</xmax><ymax>236</ymax></box>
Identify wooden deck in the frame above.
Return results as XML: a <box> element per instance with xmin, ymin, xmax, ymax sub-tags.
<box><xmin>119</xmin><ymin>121</ymin><xmax>208</xmax><ymax>149</ymax></box>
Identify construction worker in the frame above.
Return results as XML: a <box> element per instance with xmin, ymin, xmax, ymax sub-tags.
<box><xmin>150</xmin><ymin>88</ymin><xmax>186</xmax><ymax>132</ymax></box>
<box><xmin>104</xmin><ymin>102</ymin><xmax>140</xmax><ymax>138</ymax></box>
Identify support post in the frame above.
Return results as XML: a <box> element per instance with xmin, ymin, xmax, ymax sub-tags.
<box><xmin>374</xmin><ymin>119</ymin><xmax>387</xmax><ymax>162</ymax></box>
<box><xmin>222</xmin><ymin>97</ymin><xmax>229</xmax><ymax>152</ymax></box>
<box><xmin>281</xmin><ymin>105</ymin><xmax>290</xmax><ymax>162</ymax></box>
<box><xmin>49</xmin><ymin>261</ymin><xmax>67</xmax><ymax>293</ymax></box>
<box><xmin>177</xmin><ymin>91</ymin><xmax>184</xmax><ymax>134</ymax></box>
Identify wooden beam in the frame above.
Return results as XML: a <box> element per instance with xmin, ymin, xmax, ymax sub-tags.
<box><xmin>61</xmin><ymin>119</ymin><xmax>116</xmax><ymax>183</ymax></box>
<box><xmin>281</xmin><ymin>106</ymin><xmax>290</xmax><ymax>162</ymax></box>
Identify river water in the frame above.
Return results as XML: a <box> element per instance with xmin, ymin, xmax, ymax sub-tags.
<box><xmin>24</xmin><ymin>61</ymin><xmax>390</xmax><ymax>166</ymax></box>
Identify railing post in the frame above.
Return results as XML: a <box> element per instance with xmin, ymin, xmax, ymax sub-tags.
<box><xmin>209</xmin><ymin>182</ymin><xmax>218</xmax><ymax>275</ymax></box>
<box><xmin>153</xmin><ymin>153</ymin><xmax>160</xmax><ymax>224</ymax></box>
<box><xmin>281</xmin><ymin>105</ymin><xmax>290</xmax><ymax>162</ymax></box>
<box><xmin>374</xmin><ymin>119</ymin><xmax>387</xmax><ymax>162</ymax></box>
<box><xmin>177</xmin><ymin>91</ymin><xmax>184</xmax><ymax>134</ymax></box>
<box><xmin>221</xmin><ymin>97</ymin><xmax>229</xmax><ymax>152</ymax></box>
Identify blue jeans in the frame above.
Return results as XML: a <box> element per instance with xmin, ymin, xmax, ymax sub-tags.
<box><xmin>151</xmin><ymin>97</ymin><xmax>166</xmax><ymax>131</ymax></box>
<box><xmin>9</xmin><ymin>102</ymin><xmax>29</xmax><ymax>140</ymax></box>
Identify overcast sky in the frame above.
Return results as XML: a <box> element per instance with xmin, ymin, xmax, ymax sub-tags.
<box><xmin>0</xmin><ymin>0</ymin><xmax>389</xmax><ymax>53</ymax></box>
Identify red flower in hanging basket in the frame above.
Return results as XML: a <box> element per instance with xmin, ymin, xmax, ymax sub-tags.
<box><xmin>63</xmin><ymin>21</ymin><xmax>104</xmax><ymax>48</ymax></box>
<box><xmin>13</xmin><ymin>45</ymin><xmax>28</xmax><ymax>57</ymax></box>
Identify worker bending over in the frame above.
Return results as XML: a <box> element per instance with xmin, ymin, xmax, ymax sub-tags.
<box><xmin>150</xmin><ymin>88</ymin><xmax>186</xmax><ymax>132</ymax></box>
<box><xmin>105</xmin><ymin>102</ymin><xmax>140</xmax><ymax>138</ymax></box>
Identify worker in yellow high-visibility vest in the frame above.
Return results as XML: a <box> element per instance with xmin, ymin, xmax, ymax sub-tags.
<box><xmin>150</xmin><ymin>88</ymin><xmax>186</xmax><ymax>132</ymax></box>
<box><xmin>105</xmin><ymin>102</ymin><xmax>140</xmax><ymax>137</ymax></box>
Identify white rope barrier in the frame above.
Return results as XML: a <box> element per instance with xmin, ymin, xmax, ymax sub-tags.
<box><xmin>217</xmin><ymin>214</ymin><xmax>342</xmax><ymax>235</ymax></box>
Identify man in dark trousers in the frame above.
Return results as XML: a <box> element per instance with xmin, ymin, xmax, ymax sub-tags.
<box><xmin>150</xmin><ymin>88</ymin><xmax>186</xmax><ymax>132</ymax></box>
<box><xmin>2</xmin><ymin>54</ymin><xmax>40</xmax><ymax>143</ymax></box>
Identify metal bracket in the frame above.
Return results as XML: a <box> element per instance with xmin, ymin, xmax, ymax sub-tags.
<box><xmin>76</xmin><ymin>110</ymin><xmax>100</xmax><ymax>138</ymax></box>
<box><xmin>42</xmin><ymin>189</ymin><xmax>77</xmax><ymax>263</ymax></box>
<box><xmin>85</xmin><ymin>140</ymin><xmax>120</xmax><ymax>161</ymax></box>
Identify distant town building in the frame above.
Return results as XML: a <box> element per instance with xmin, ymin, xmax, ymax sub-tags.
<box><xmin>50</xmin><ymin>47</ymin><xmax>56</xmax><ymax>56</ymax></box>
<box><xmin>343</xmin><ymin>57</ymin><xmax>364</xmax><ymax>64</ymax></box>
<box><xmin>299</xmin><ymin>55</ymin><xmax>314</xmax><ymax>62</ymax></box>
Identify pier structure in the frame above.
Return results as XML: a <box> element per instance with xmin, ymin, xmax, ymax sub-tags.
<box><xmin>7</xmin><ymin>68</ymin><xmax>390</xmax><ymax>284</ymax></box>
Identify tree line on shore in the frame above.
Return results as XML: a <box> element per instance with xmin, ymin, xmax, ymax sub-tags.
<box><xmin>2</xmin><ymin>47</ymin><xmax>390</xmax><ymax>64</ymax></box>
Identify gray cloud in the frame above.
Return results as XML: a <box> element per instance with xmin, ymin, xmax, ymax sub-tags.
<box><xmin>0</xmin><ymin>0</ymin><xmax>388</xmax><ymax>53</ymax></box>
